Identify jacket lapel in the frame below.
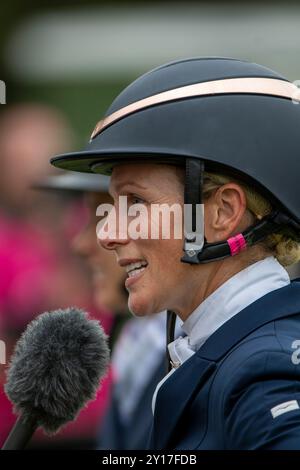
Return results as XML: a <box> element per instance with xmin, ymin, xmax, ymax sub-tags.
<box><xmin>151</xmin><ymin>354</ymin><xmax>216</xmax><ymax>449</ymax></box>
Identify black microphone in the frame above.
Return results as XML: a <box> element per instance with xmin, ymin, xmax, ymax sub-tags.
<box><xmin>2</xmin><ymin>307</ymin><xmax>110</xmax><ymax>450</ymax></box>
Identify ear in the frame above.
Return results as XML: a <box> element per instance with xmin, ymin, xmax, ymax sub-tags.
<box><xmin>204</xmin><ymin>183</ymin><xmax>249</xmax><ymax>243</ymax></box>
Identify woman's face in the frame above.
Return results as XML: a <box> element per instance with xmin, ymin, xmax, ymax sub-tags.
<box><xmin>72</xmin><ymin>192</ymin><xmax>127</xmax><ymax>313</ymax></box>
<box><xmin>101</xmin><ymin>163</ymin><xmax>205</xmax><ymax>317</ymax></box>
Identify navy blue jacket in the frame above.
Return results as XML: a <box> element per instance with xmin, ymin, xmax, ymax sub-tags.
<box><xmin>150</xmin><ymin>280</ymin><xmax>300</xmax><ymax>450</ymax></box>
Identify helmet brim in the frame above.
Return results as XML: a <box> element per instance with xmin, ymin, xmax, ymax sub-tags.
<box><xmin>51</xmin><ymin>150</ymin><xmax>187</xmax><ymax>175</ymax></box>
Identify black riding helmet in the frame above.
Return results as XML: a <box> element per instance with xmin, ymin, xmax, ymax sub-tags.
<box><xmin>51</xmin><ymin>56</ymin><xmax>300</xmax><ymax>265</ymax></box>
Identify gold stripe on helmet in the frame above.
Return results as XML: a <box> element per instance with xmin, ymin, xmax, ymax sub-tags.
<box><xmin>91</xmin><ymin>77</ymin><xmax>300</xmax><ymax>140</ymax></box>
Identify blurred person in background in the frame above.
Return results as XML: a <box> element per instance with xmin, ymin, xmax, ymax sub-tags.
<box><xmin>40</xmin><ymin>172</ymin><xmax>128</xmax><ymax>349</ymax></box>
<box><xmin>0</xmin><ymin>104</ymin><xmax>112</xmax><ymax>449</ymax></box>
<box><xmin>41</xmin><ymin>170</ymin><xmax>171</xmax><ymax>449</ymax></box>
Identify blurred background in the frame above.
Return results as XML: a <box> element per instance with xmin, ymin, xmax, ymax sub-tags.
<box><xmin>0</xmin><ymin>0</ymin><xmax>300</xmax><ymax>449</ymax></box>
<box><xmin>2</xmin><ymin>0</ymin><xmax>300</xmax><ymax>144</ymax></box>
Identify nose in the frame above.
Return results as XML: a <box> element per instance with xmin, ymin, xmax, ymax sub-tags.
<box><xmin>97</xmin><ymin>210</ymin><xmax>130</xmax><ymax>252</ymax></box>
<box><xmin>98</xmin><ymin>228</ymin><xmax>130</xmax><ymax>251</ymax></box>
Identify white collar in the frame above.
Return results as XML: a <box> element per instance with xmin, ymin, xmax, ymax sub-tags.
<box><xmin>181</xmin><ymin>256</ymin><xmax>290</xmax><ymax>352</ymax></box>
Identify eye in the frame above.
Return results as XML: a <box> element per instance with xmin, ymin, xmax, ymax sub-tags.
<box><xmin>130</xmin><ymin>195</ymin><xmax>145</xmax><ymax>205</ymax></box>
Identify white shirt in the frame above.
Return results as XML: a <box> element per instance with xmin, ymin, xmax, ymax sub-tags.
<box><xmin>152</xmin><ymin>256</ymin><xmax>290</xmax><ymax>413</ymax></box>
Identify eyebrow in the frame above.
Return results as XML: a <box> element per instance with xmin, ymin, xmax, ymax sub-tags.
<box><xmin>109</xmin><ymin>181</ymin><xmax>148</xmax><ymax>197</ymax></box>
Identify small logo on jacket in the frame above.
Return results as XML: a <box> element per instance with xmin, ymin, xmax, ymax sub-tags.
<box><xmin>271</xmin><ymin>400</ymin><xmax>299</xmax><ymax>418</ymax></box>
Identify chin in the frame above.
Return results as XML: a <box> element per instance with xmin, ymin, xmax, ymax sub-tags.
<box><xmin>128</xmin><ymin>292</ymin><xmax>154</xmax><ymax>317</ymax></box>
<box><xmin>128</xmin><ymin>303</ymin><xmax>149</xmax><ymax>317</ymax></box>
<box><xmin>128</xmin><ymin>293</ymin><xmax>150</xmax><ymax>317</ymax></box>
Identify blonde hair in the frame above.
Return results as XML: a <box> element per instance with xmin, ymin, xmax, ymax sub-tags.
<box><xmin>202</xmin><ymin>172</ymin><xmax>300</xmax><ymax>267</ymax></box>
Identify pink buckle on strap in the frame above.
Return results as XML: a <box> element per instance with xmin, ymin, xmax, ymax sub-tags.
<box><xmin>227</xmin><ymin>233</ymin><xmax>247</xmax><ymax>256</ymax></box>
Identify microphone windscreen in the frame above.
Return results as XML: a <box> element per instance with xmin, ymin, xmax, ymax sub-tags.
<box><xmin>5</xmin><ymin>307</ymin><xmax>110</xmax><ymax>434</ymax></box>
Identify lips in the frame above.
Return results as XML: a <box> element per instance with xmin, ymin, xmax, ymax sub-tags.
<box><xmin>120</xmin><ymin>258</ymin><xmax>149</xmax><ymax>288</ymax></box>
<box><xmin>125</xmin><ymin>260</ymin><xmax>148</xmax><ymax>277</ymax></box>
<box><xmin>119</xmin><ymin>258</ymin><xmax>146</xmax><ymax>267</ymax></box>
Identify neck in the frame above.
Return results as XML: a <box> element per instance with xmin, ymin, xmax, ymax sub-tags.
<box><xmin>174</xmin><ymin>250</ymin><xmax>269</xmax><ymax>321</ymax></box>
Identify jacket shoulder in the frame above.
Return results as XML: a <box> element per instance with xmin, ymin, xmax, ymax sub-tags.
<box><xmin>210</xmin><ymin>315</ymin><xmax>300</xmax><ymax>449</ymax></box>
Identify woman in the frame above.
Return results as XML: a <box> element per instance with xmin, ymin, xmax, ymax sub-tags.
<box><xmin>51</xmin><ymin>57</ymin><xmax>300</xmax><ymax>449</ymax></box>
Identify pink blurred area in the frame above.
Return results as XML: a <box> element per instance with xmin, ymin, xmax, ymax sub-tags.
<box><xmin>0</xmin><ymin>201</ymin><xmax>92</xmax><ymax>327</ymax></box>
<box><xmin>0</xmin><ymin>220</ymin><xmax>114</xmax><ymax>448</ymax></box>
<box><xmin>0</xmin><ymin>202</ymin><xmax>114</xmax><ymax>448</ymax></box>
<box><xmin>0</xmin><ymin>103</ymin><xmax>114</xmax><ymax>449</ymax></box>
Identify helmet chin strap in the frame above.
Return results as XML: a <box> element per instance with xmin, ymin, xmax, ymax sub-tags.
<box><xmin>182</xmin><ymin>158</ymin><xmax>205</xmax><ymax>261</ymax></box>
<box><xmin>166</xmin><ymin>310</ymin><xmax>177</xmax><ymax>372</ymax></box>
<box><xmin>181</xmin><ymin>208</ymin><xmax>298</xmax><ymax>265</ymax></box>
<box><xmin>166</xmin><ymin>158</ymin><xmax>203</xmax><ymax>372</ymax></box>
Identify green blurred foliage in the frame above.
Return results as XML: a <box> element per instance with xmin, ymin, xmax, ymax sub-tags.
<box><xmin>14</xmin><ymin>80</ymin><xmax>128</xmax><ymax>146</ymax></box>
<box><xmin>0</xmin><ymin>1</ymin><xmax>131</xmax><ymax>145</ymax></box>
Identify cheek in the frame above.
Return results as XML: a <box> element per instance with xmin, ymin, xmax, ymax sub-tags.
<box><xmin>146</xmin><ymin>238</ymin><xmax>183</xmax><ymax>287</ymax></box>
<box><xmin>127</xmin><ymin>240</ymin><xmax>185</xmax><ymax>315</ymax></box>
<box><xmin>203</xmin><ymin>202</ymin><xmax>216</xmax><ymax>242</ymax></box>
<box><xmin>158</xmin><ymin>238</ymin><xmax>183</xmax><ymax>265</ymax></box>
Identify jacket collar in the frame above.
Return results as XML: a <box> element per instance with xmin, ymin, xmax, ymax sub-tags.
<box><xmin>151</xmin><ymin>280</ymin><xmax>300</xmax><ymax>449</ymax></box>
<box><xmin>199</xmin><ymin>279</ymin><xmax>300</xmax><ymax>361</ymax></box>
<box><xmin>182</xmin><ymin>256</ymin><xmax>290</xmax><ymax>352</ymax></box>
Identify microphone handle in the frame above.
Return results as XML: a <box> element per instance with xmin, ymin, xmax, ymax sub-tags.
<box><xmin>2</xmin><ymin>415</ymin><xmax>37</xmax><ymax>450</ymax></box>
